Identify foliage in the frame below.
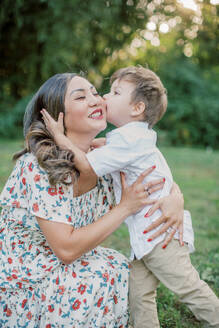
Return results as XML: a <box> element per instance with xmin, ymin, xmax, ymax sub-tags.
<box><xmin>0</xmin><ymin>95</ymin><xmax>32</xmax><ymax>138</ymax></box>
<box><xmin>156</xmin><ymin>59</ymin><xmax>219</xmax><ymax>148</ymax></box>
<box><xmin>0</xmin><ymin>0</ymin><xmax>147</xmax><ymax>100</ymax></box>
<box><xmin>0</xmin><ymin>0</ymin><xmax>219</xmax><ymax>147</ymax></box>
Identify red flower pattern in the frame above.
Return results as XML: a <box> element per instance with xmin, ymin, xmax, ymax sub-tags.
<box><xmin>16</xmin><ymin>282</ymin><xmax>22</xmax><ymax>289</ymax></box>
<box><xmin>28</xmin><ymin>162</ymin><xmax>33</xmax><ymax>171</ymax></box>
<box><xmin>42</xmin><ymin>294</ymin><xmax>46</xmax><ymax>301</ymax></box>
<box><xmin>1</xmin><ymin>157</ymin><xmax>129</xmax><ymax>326</ymax></box>
<box><xmin>48</xmin><ymin>187</ymin><xmax>58</xmax><ymax>196</ymax></box>
<box><xmin>48</xmin><ymin>305</ymin><xmax>54</xmax><ymax>313</ymax></box>
<box><xmin>22</xmin><ymin>299</ymin><xmax>27</xmax><ymax>308</ymax></box>
<box><xmin>26</xmin><ymin>311</ymin><xmax>32</xmax><ymax>320</ymax></box>
<box><xmin>59</xmin><ymin>285</ymin><xmax>65</xmax><ymax>295</ymax></box>
<box><xmin>34</xmin><ymin>174</ymin><xmax>41</xmax><ymax>182</ymax></box>
<box><xmin>97</xmin><ymin>297</ymin><xmax>103</xmax><ymax>307</ymax></box>
<box><xmin>102</xmin><ymin>272</ymin><xmax>109</xmax><ymax>282</ymax></box>
<box><xmin>72</xmin><ymin>299</ymin><xmax>81</xmax><ymax>310</ymax></box>
<box><xmin>32</xmin><ymin>203</ymin><xmax>39</xmax><ymax>212</ymax></box>
<box><xmin>77</xmin><ymin>284</ymin><xmax>87</xmax><ymax>295</ymax></box>
<box><xmin>6</xmin><ymin>308</ymin><xmax>12</xmax><ymax>317</ymax></box>
<box><xmin>8</xmin><ymin>257</ymin><xmax>13</xmax><ymax>264</ymax></box>
<box><xmin>113</xmin><ymin>295</ymin><xmax>118</xmax><ymax>304</ymax></box>
<box><xmin>9</xmin><ymin>186</ymin><xmax>14</xmax><ymax>194</ymax></box>
<box><xmin>104</xmin><ymin>306</ymin><xmax>109</xmax><ymax>315</ymax></box>
<box><xmin>12</xmin><ymin>200</ymin><xmax>20</xmax><ymax>208</ymax></box>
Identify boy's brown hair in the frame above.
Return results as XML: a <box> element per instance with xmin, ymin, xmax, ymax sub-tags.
<box><xmin>110</xmin><ymin>66</ymin><xmax>167</xmax><ymax>128</ymax></box>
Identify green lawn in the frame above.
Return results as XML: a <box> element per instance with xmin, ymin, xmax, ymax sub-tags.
<box><xmin>1</xmin><ymin>140</ymin><xmax>219</xmax><ymax>327</ymax></box>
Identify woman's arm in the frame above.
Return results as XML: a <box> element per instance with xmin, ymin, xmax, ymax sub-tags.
<box><xmin>144</xmin><ymin>182</ymin><xmax>184</xmax><ymax>248</ymax></box>
<box><xmin>37</xmin><ymin>168</ymin><xmax>165</xmax><ymax>264</ymax></box>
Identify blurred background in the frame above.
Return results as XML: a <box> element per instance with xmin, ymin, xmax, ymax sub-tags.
<box><xmin>0</xmin><ymin>0</ymin><xmax>219</xmax><ymax>148</ymax></box>
<box><xmin>0</xmin><ymin>1</ymin><xmax>219</xmax><ymax>326</ymax></box>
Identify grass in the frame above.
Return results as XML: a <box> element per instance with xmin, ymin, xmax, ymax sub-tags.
<box><xmin>1</xmin><ymin>140</ymin><xmax>219</xmax><ymax>327</ymax></box>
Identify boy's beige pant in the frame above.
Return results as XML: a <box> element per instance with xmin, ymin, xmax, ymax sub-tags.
<box><xmin>129</xmin><ymin>239</ymin><xmax>219</xmax><ymax>328</ymax></box>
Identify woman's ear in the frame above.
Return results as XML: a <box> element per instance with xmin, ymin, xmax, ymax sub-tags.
<box><xmin>131</xmin><ymin>101</ymin><xmax>146</xmax><ymax>117</ymax></box>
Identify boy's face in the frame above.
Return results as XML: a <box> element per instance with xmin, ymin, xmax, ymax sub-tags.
<box><xmin>103</xmin><ymin>78</ymin><xmax>135</xmax><ymax>127</ymax></box>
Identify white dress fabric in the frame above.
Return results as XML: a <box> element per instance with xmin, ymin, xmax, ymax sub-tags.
<box><xmin>0</xmin><ymin>153</ymin><xmax>129</xmax><ymax>328</ymax></box>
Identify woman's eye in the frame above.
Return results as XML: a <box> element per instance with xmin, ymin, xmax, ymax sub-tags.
<box><xmin>93</xmin><ymin>92</ymin><xmax>99</xmax><ymax>96</ymax></box>
<box><xmin>75</xmin><ymin>96</ymin><xmax>85</xmax><ymax>100</ymax></box>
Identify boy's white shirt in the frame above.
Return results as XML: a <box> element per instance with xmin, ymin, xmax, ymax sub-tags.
<box><xmin>86</xmin><ymin>121</ymin><xmax>194</xmax><ymax>260</ymax></box>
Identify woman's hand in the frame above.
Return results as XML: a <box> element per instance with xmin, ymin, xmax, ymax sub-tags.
<box><xmin>119</xmin><ymin>166</ymin><xmax>165</xmax><ymax>216</ymax></box>
<box><xmin>144</xmin><ymin>182</ymin><xmax>184</xmax><ymax>248</ymax></box>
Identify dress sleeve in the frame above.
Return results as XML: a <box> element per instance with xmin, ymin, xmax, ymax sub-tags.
<box><xmin>25</xmin><ymin>155</ymin><xmax>73</xmax><ymax>224</ymax></box>
<box><xmin>86</xmin><ymin>131</ymin><xmax>137</xmax><ymax>177</ymax></box>
<box><xmin>0</xmin><ymin>153</ymin><xmax>73</xmax><ymax>224</ymax></box>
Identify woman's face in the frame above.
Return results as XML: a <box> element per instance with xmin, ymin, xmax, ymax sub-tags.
<box><xmin>64</xmin><ymin>76</ymin><xmax>107</xmax><ymax>137</ymax></box>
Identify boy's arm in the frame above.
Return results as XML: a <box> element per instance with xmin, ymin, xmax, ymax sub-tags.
<box><xmin>41</xmin><ymin>109</ymin><xmax>95</xmax><ymax>175</ymax></box>
<box><xmin>42</xmin><ymin>109</ymin><xmax>139</xmax><ymax>177</ymax></box>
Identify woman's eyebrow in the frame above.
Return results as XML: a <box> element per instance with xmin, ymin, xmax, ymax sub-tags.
<box><xmin>70</xmin><ymin>86</ymin><xmax>96</xmax><ymax>96</ymax></box>
<box><xmin>70</xmin><ymin>88</ymin><xmax>85</xmax><ymax>96</ymax></box>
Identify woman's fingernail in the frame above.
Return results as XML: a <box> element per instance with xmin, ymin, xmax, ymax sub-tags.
<box><xmin>152</xmin><ymin>165</ymin><xmax>156</xmax><ymax>169</ymax></box>
<box><xmin>163</xmin><ymin>178</ymin><xmax>166</xmax><ymax>182</ymax></box>
<box><xmin>162</xmin><ymin>244</ymin><xmax>167</xmax><ymax>249</ymax></box>
<box><xmin>147</xmin><ymin>238</ymin><xmax>152</xmax><ymax>242</ymax></box>
<box><xmin>144</xmin><ymin>212</ymin><xmax>149</xmax><ymax>217</ymax></box>
<box><xmin>143</xmin><ymin>230</ymin><xmax>148</xmax><ymax>234</ymax></box>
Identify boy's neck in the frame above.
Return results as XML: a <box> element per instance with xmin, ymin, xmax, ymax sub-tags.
<box><xmin>116</xmin><ymin>118</ymin><xmax>146</xmax><ymax>128</ymax></box>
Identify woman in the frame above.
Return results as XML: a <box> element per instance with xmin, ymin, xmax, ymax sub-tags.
<box><xmin>0</xmin><ymin>73</ymin><xmax>184</xmax><ymax>327</ymax></box>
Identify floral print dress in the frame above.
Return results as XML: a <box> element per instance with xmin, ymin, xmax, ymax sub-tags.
<box><xmin>0</xmin><ymin>153</ymin><xmax>129</xmax><ymax>328</ymax></box>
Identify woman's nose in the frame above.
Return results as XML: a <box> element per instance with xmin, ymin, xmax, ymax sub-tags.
<box><xmin>88</xmin><ymin>94</ymin><xmax>98</xmax><ymax>106</ymax></box>
<box><xmin>103</xmin><ymin>93</ymin><xmax>108</xmax><ymax>100</ymax></box>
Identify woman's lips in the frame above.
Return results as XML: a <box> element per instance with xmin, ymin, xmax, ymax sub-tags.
<box><xmin>88</xmin><ymin>109</ymin><xmax>104</xmax><ymax>119</ymax></box>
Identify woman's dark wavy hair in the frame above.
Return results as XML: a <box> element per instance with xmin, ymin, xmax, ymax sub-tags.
<box><xmin>14</xmin><ymin>73</ymin><xmax>79</xmax><ymax>185</ymax></box>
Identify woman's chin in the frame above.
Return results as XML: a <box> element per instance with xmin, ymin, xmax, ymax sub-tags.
<box><xmin>94</xmin><ymin>120</ymin><xmax>107</xmax><ymax>132</ymax></box>
<box><xmin>98</xmin><ymin>122</ymin><xmax>107</xmax><ymax>133</ymax></box>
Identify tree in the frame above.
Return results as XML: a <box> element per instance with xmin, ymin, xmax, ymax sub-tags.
<box><xmin>0</xmin><ymin>0</ymin><xmax>148</xmax><ymax>102</ymax></box>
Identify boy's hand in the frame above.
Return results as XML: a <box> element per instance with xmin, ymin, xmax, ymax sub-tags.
<box><xmin>41</xmin><ymin>109</ymin><xmax>71</xmax><ymax>150</ymax></box>
<box><xmin>41</xmin><ymin>108</ymin><xmax>64</xmax><ymax>138</ymax></box>
<box><xmin>90</xmin><ymin>138</ymin><xmax>106</xmax><ymax>150</ymax></box>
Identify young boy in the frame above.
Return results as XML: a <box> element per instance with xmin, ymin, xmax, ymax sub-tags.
<box><xmin>42</xmin><ymin>66</ymin><xmax>219</xmax><ymax>327</ymax></box>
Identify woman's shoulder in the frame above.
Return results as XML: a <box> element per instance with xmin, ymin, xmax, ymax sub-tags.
<box><xmin>0</xmin><ymin>152</ymin><xmax>37</xmax><ymax>207</ymax></box>
<box><xmin>17</xmin><ymin>152</ymin><xmax>38</xmax><ymax>167</ymax></box>
<box><xmin>16</xmin><ymin>152</ymin><xmax>48</xmax><ymax>177</ymax></box>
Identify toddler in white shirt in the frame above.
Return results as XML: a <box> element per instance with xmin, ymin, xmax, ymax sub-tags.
<box><xmin>42</xmin><ymin>66</ymin><xmax>219</xmax><ymax>327</ymax></box>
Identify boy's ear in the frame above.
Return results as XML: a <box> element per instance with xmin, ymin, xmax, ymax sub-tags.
<box><xmin>131</xmin><ymin>101</ymin><xmax>146</xmax><ymax>117</ymax></box>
